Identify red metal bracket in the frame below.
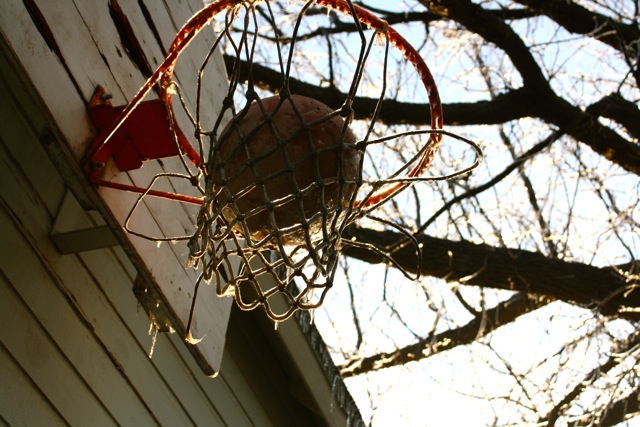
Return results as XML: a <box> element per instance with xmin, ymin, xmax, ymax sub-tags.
<box><xmin>82</xmin><ymin>86</ymin><xmax>203</xmax><ymax>205</ymax></box>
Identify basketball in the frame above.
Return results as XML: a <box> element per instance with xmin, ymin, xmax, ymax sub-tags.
<box><xmin>214</xmin><ymin>95</ymin><xmax>361</xmax><ymax>245</ymax></box>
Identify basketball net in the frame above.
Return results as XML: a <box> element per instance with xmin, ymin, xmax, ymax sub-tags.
<box><xmin>88</xmin><ymin>0</ymin><xmax>482</xmax><ymax>326</ymax></box>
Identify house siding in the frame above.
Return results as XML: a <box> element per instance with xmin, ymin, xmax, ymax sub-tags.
<box><xmin>0</xmin><ymin>29</ymin><xmax>276</xmax><ymax>427</ymax></box>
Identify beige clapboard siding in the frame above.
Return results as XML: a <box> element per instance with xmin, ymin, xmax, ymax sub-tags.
<box><xmin>0</xmin><ymin>269</ymin><xmax>122</xmax><ymax>427</ymax></box>
<box><xmin>0</xmin><ymin>83</ymin><xmax>188</xmax><ymax>425</ymax></box>
<box><xmin>0</xmin><ymin>338</ymin><xmax>67</xmax><ymax>426</ymax></box>
<box><xmin>0</xmin><ymin>0</ymin><xmax>232</xmax><ymax>375</ymax></box>
<box><xmin>0</xmin><ymin>192</ymin><xmax>268</xmax><ymax>426</ymax></box>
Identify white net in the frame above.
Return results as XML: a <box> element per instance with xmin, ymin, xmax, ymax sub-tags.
<box><xmin>89</xmin><ymin>0</ymin><xmax>481</xmax><ymax>322</ymax></box>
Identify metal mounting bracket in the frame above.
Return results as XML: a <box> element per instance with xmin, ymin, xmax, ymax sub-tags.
<box><xmin>50</xmin><ymin>190</ymin><xmax>118</xmax><ymax>254</ymax></box>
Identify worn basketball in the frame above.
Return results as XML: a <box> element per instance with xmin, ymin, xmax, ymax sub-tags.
<box><xmin>215</xmin><ymin>95</ymin><xmax>361</xmax><ymax>245</ymax></box>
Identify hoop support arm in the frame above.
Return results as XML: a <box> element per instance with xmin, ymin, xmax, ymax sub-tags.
<box><xmin>90</xmin><ymin>177</ymin><xmax>204</xmax><ymax>205</ymax></box>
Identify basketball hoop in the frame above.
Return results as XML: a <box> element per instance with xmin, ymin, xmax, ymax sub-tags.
<box><xmin>83</xmin><ymin>0</ymin><xmax>482</xmax><ymax>325</ymax></box>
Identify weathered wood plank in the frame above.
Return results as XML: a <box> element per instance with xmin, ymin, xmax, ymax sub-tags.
<box><xmin>218</xmin><ymin>350</ymin><xmax>279</xmax><ymax>426</ymax></box>
<box><xmin>0</xmin><ymin>0</ymin><xmax>89</xmax><ymax>154</ymax></box>
<box><xmin>124</xmin><ymin>328</ymin><xmax>229</xmax><ymax>426</ymax></box>
<box><xmin>0</xmin><ymin>80</ymin><xmax>198</xmax><ymax>425</ymax></box>
<box><xmin>156</xmin><ymin>0</ymin><xmax>230</xmax><ymax>131</ymax></box>
<box><xmin>0</xmin><ymin>178</ymin><xmax>169</xmax><ymax>426</ymax></box>
<box><xmin>0</xmin><ymin>339</ymin><xmax>67</xmax><ymax>427</ymax></box>
<box><xmin>0</xmin><ymin>63</ymin><xmax>67</xmax><ymax>218</ymax></box>
<box><xmin>0</xmin><ymin>271</ymin><xmax>119</xmax><ymax>426</ymax></box>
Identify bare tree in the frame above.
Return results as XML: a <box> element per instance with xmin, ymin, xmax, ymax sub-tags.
<box><xmin>222</xmin><ymin>0</ymin><xmax>640</xmax><ymax>424</ymax></box>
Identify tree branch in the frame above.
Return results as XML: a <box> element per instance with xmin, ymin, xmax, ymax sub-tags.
<box><xmin>541</xmin><ymin>330</ymin><xmax>640</xmax><ymax>426</ymax></box>
<box><xmin>514</xmin><ymin>0</ymin><xmax>640</xmax><ymax>56</ymax></box>
<box><xmin>586</xmin><ymin>93</ymin><xmax>640</xmax><ymax>141</ymax></box>
<box><xmin>419</xmin><ymin>0</ymin><xmax>550</xmax><ymax>89</ymax></box>
<box><xmin>568</xmin><ymin>389</ymin><xmax>640</xmax><ymax>427</ymax></box>
<box><xmin>537</xmin><ymin>94</ymin><xmax>640</xmax><ymax>176</ymax></box>
<box><xmin>416</xmin><ymin>1</ymin><xmax>640</xmax><ymax>174</ymax></box>
<box><xmin>285</xmin><ymin>6</ymin><xmax>538</xmax><ymax>42</ymax></box>
<box><xmin>340</xmin><ymin>293</ymin><xmax>547</xmax><ymax>377</ymax></box>
<box><xmin>222</xmin><ymin>54</ymin><xmax>537</xmax><ymax>126</ymax></box>
<box><xmin>341</xmin><ymin>226</ymin><xmax>640</xmax><ymax>318</ymax></box>
<box><xmin>420</xmin><ymin>131</ymin><xmax>560</xmax><ymax>231</ymax></box>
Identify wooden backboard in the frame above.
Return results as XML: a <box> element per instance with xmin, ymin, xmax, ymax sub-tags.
<box><xmin>0</xmin><ymin>0</ymin><xmax>232</xmax><ymax>376</ymax></box>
